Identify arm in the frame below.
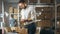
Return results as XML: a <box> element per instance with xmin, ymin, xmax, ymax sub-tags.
<box><xmin>20</xmin><ymin>10</ymin><xmax>25</xmax><ymax>23</ymax></box>
<box><xmin>31</xmin><ymin>7</ymin><xmax>36</xmax><ymax>20</ymax></box>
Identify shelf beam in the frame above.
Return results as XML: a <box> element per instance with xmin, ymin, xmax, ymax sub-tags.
<box><xmin>28</xmin><ymin>5</ymin><xmax>54</xmax><ymax>7</ymax></box>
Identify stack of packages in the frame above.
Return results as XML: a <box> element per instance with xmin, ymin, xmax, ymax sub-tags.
<box><xmin>14</xmin><ymin>8</ymin><xmax>18</xmax><ymax>19</ymax></box>
<box><xmin>9</xmin><ymin>7</ymin><xmax>18</xmax><ymax>19</ymax></box>
<box><xmin>40</xmin><ymin>0</ymin><xmax>54</xmax><ymax>3</ymax></box>
<box><xmin>4</xmin><ymin>27</ymin><xmax>11</xmax><ymax>32</ymax></box>
<box><xmin>9</xmin><ymin>7</ymin><xmax>13</xmax><ymax>13</ymax></box>
<box><xmin>5</xmin><ymin>27</ymin><xmax>28</xmax><ymax>34</ymax></box>
<box><xmin>14</xmin><ymin>27</ymin><xmax>28</xmax><ymax>34</ymax></box>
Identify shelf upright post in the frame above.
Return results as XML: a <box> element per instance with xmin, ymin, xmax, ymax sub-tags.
<box><xmin>2</xmin><ymin>0</ymin><xmax>4</xmax><ymax>34</ymax></box>
<box><xmin>55</xmin><ymin>0</ymin><xmax>57</xmax><ymax>34</ymax></box>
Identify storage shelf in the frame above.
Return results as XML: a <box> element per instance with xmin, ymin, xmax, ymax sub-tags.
<box><xmin>57</xmin><ymin>4</ymin><xmax>60</xmax><ymax>6</ymax></box>
<box><xmin>29</xmin><ymin>3</ymin><xmax>55</xmax><ymax>5</ymax></box>
<box><xmin>9</xmin><ymin>13</ymin><xmax>18</xmax><ymax>15</ymax></box>
<box><xmin>29</xmin><ymin>5</ymin><xmax>54</xmax><ymax>7</ymax></box>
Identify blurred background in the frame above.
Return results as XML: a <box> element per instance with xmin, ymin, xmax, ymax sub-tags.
<box><xmin>0</xmin><ymin>0</ymin><xmax>60</xmax><ymax>34</ymax></box>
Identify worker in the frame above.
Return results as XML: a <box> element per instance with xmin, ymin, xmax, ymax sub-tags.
<box><xmin>9</xmin><ymin>14</ymin><xmax>16</xmax><ymax>27</ymax></box>
<box><xmin>18</xmin><ymin>0</ymin><xmax>36</xmax><ymax>34</ymax></box>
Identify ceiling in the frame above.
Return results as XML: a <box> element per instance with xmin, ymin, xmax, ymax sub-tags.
<box><xmin>4</xmin><ymin>0</ymin><xmax>60</xmax><ymax>3</ymax></box>
<box><xmin>4</xmin><ymin>0</ymin><xmax>20</xmax><ymax>3</ymax></box>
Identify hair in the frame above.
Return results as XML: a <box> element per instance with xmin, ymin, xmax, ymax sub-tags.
<box><xmin>19</xmin><ymin>0</ymin><xmax>25</xmax><ymax>3</ymax></box>
<box><xmin>11</xmin><ymin>14</ymin><xmax>14</xmax><ymax>18</ymax></box>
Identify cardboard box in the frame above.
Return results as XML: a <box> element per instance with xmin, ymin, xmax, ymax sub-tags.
<box><xmin>36</xmin><ymin>12</ymin><xmax>52</xmax><ymax>20</ymax></box>
<box><xmin>9</xmin><ymin>7</ymin><xmax>13</xmax><ymax>13</ymax></box>
<box><xmin>14</xmin><ymin>8</ymin><xmax>18</xmax><ymax>14</ymax></box>
<box><xmin>19</xmin><ymin>28</ymin><xmax>28</xmax><ymax>34</ymax></box>
<box><xmin>36</xmin><ymin>7</ymin><xmax>53</xmax><ymax>19</ymax></box>
<box><xmin>4</xmin><ymin>27</ymin><xmax>11</xmax><ymax>32</ymax></box>
<box><xmin>11</xmin><ymin>27</ymin><xmax>28</xmax><ymax>34</ymax></box>
<box><xmin>40</xmin><ymin>0</ymin><xmax>53</xmax><ymax>3</ymax></box>
<box><xmin>43</xmin><ymin>7</ymin><xmax>52</xmax><ymax>12</ymax></box>
<box><xmin>44</xmin><ymin>13</ymin><xmax>52</xmax><ymax>19</ymax></box>
<box><xmin>36</xmin><ymin>7</ymin><xmax>43</xmax><ymax>11</ymax></box>
<box><xmin>35</xmin><ymin>7</ymin><xmax>52</xmax><ymax>12</ymax></box>
<box><xmin>57</xmin><ymin>6</ymin><xmax>60</xmax><ymax>12</ymax></box>
<box><xmin>57</xmin><ymin>12</ymin><xmax>60</xmax><ymax>17</ymax></box>
<box><xmin>36</xmin><ymin>14</ymin><xmax>44</xmax><ymax>20</ymax></box>
<box><xmin>36</xmin><ymin>20</ymin><xmax>52</xmax><ymax>27</ymax></box>
<box><xmin>29</xmin><ymin>0</ymin><xmax>37</xmax><ymax>3</ymax></box>
<box><xmin>40</xmin><ymin>0</ymin><xmax>47</xmax><ymax>3</ymax></box>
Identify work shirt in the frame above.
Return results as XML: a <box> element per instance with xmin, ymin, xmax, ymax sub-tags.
<box><xmin>20</xmin><ymin>5</ymin><xmax>36</xmax><ymax>20</ymax></box>
<box><xmin>20</xmin><ymin>5</ymin><xmax>36</xmax><ymax>25</ymax></box>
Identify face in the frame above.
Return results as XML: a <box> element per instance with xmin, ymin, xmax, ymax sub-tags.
<box><xmin>19</xmin><ymin>3</ymin><xmax>26</xmax><ymax>9</ymax></box>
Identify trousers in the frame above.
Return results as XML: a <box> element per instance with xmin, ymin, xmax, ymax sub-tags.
<box><xmin>25</xmin><ymin>23</ymin><xmax>36</xmax><ymax>34</ymax></box>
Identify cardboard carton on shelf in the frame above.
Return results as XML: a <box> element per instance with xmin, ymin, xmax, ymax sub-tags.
<box><xmin>9</xmin><ymin>7</ymin><xmax>13</xmax><ymax>13</ymax></box>
<box><xmin>40</xmin><ymin>0</ymin><xmax>53</xmax><ymax>3</ymax></box>
<box><xmin>4</xmin><ymin>27</ymin><xmax>11</xmax><ymax>32</ymax></box>
<box><xmin>36</xmin><ymin>20</ymin><xmax>52</xmax><ymax>27</ymax></box>
<box><xmin>14</xmin><ymin>8</ymin><xmax>18</xmax><ymax>14</ymax></box>
<box><xmin>29</xmin><ymin>0</ymin><xmax>37</xmax><ymax>3</ymax></box>
<box><xmin>36</xmin><ymin>12</ymin><xmax>44</xmax><ymax>20</ymax></box>
<box><xmin>11</xmin><ymin>27</ymin><xmax>28</xmax><ymax>34</ymax></box>
<box><xmin>44</xmin><ymin>13</ymin><xmax>52</xmax><ymax>19</ymax></box>
<box><xmin>43</xmin><ymin>7</ymin><xmax>52</xmax><ymax>12</ymax></box>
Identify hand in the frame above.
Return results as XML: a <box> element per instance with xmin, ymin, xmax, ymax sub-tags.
<box><xmin>20</xmin><ymin>19</ymin><xmax>25</xmax><ymax>23</ymax></box>
<box><xmin>21</xmin><ymin>19</ymin><xmax>25</xmax><ymax>22</ymax></box>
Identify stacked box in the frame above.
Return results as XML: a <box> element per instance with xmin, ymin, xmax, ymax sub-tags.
<box><xmin>9</xmin><ymin>7</ymin><xmax>13</xmax><ymax>13</ymax></box>
<box><xmin>44</xmin><ymin>13</ymin><xmax>52</xmax><ymax>19</ymax></box>
<box><xmin>29</xmin><ymin>0</ymin><xmax>37</xmax><ymax>3</ymax></box>
<box><xmin>36</xmin><ymin>7</ymin><xmax>52</xmax><ymax>20</ymax></box>
<box><xmin>40</xmin><ymin>0</ymin><xmax>54</xmax><ymax>3</ymax></box>
<box><xmin>4</xmin><ymin>27</ymin><xmax>11</xmax><ymax>32</ymax></box>
<box><xmin>36</xmin><ymin>20</ymin><xmax>52</xmax><ymax>27</ymax></box>
<box><xmin>14</xmin><ymin>8</ymin><xmax>18</xmax><ymax>14</ymax></box>
<box><xmin>57</xmin><ymin>6</ymin><xmax>60</xmax><ymax>17</ymax></box>
<box><xmin>15</xmin><ymin>27</ymin><xmax>28</xmax><ymax>34</ymax></box>
<box><xmin>40</xmin><ymin>0</ymin><xmax>47</xmax><ymax>3</ymax></box>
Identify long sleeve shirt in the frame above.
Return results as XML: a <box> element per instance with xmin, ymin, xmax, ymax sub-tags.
<box><xmin>20</xmin><ymin>5</ymin><xmax>36</xmax><ymax>20</ymax></box>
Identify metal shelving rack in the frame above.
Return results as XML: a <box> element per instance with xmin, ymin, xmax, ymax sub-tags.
<box><xmin>0</xmin><ymin>0</ymin><xmax>4</xmax><ymax>28</ymax></box>
<box><xmin>55</xmin><ymin>0</ymin><xmax>57</xmax><ymax>34</ymax></box>
<box><xmin>27</xmin><ymin>0</ymin><xmax>55</xmax><ymax>34</ymax></box>
<box><xmin>56</xmin><ymin>0</ymin><xmax>60</xmax><ymax>34</ymax></box>
<box><xmin>28</xmin><ymin>0</ymin><xmax>55</xmax><ymax>21</ymax></box>
<box><xmin>1</xmin><ymin>0</ymin><xmax>58</xmax><ymax>34</ymax></box>
<box><xmin>5</xmin><ymin>0</ymin><xmax>55</xmax><ymax>28</ymax></box>
<box><xmin>1</xmin><ymin>0</ymin><xmax>4</xmax><ymax>28</ymax></box>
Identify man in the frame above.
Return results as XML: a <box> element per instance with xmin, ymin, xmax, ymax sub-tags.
<box><xmin>9</xmin><ymin>14</ymin><xmax>16</xmax><ymax>27</ymax></box>
<box><xmin>18</xmin><ymin>0</ymin><xmax>36</xmax><ymax>34</ymax></box>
